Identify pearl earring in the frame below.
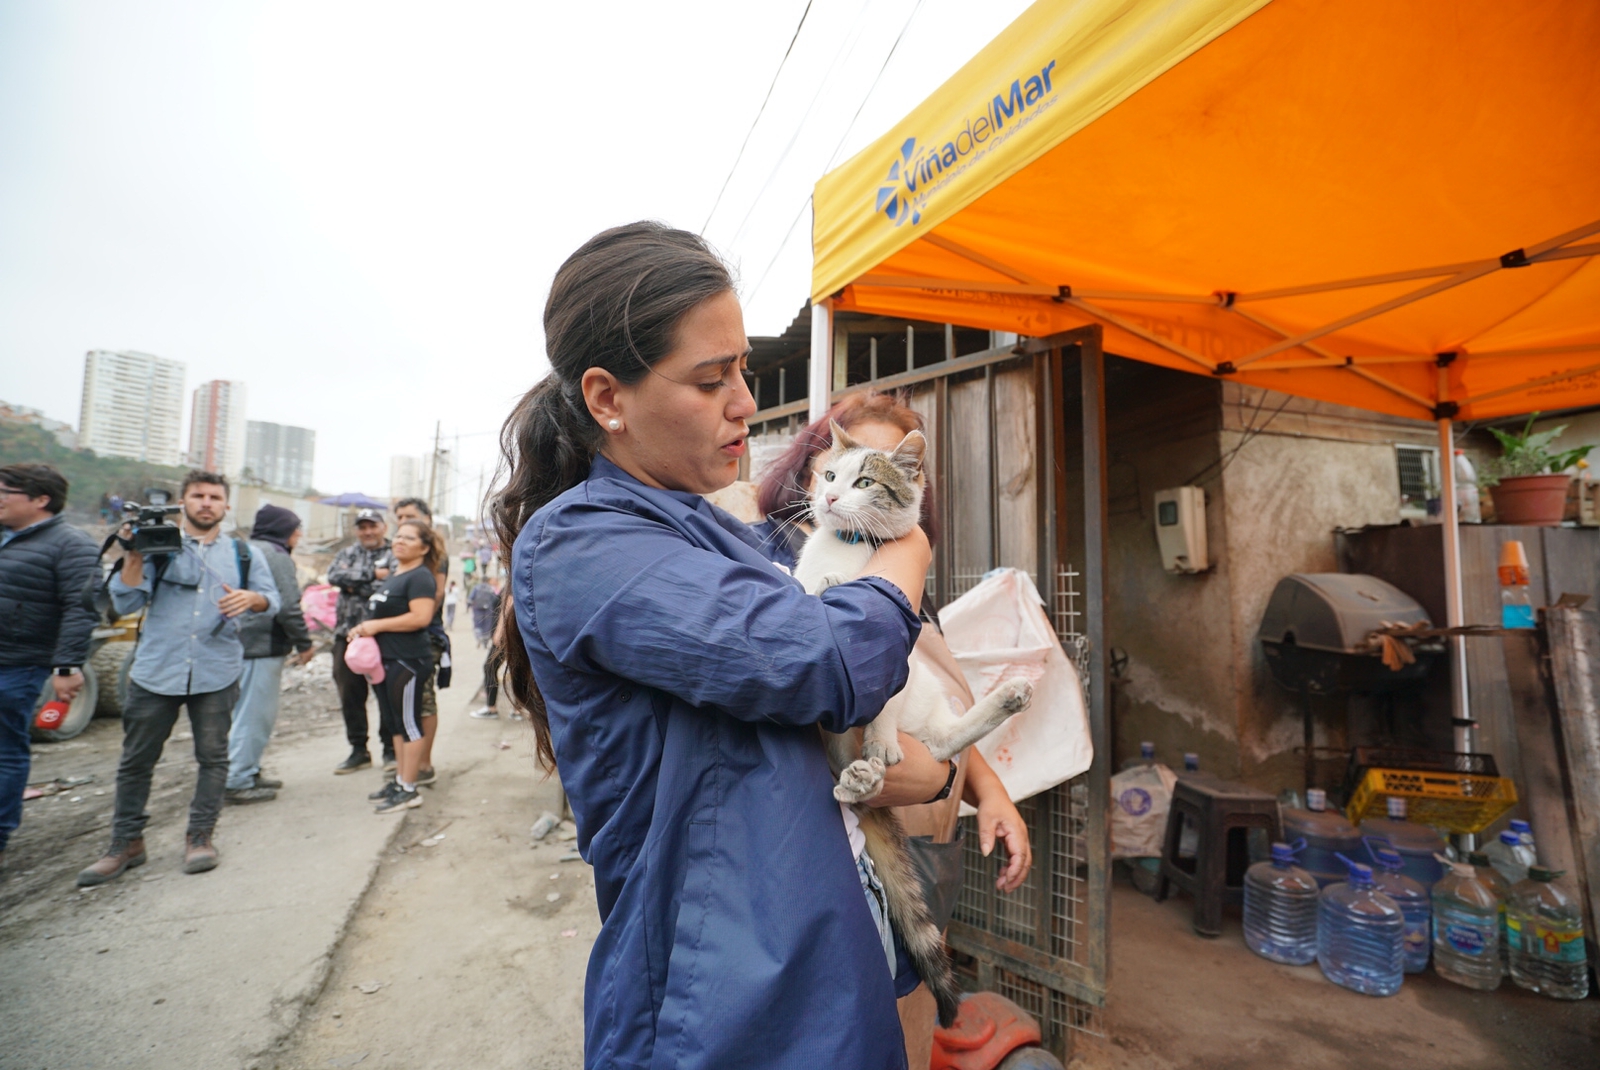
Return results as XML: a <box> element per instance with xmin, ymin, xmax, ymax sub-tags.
<box><xmin>607</xmin><ymin>418</ymin><xmax>621</xmax><ymax>431</ymax></box>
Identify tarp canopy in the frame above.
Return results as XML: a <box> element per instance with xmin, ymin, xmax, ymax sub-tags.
<box><xmin>811</xmin><ymin>0</ymin><xmax>1600</xmax><ymax>422</ymax></box>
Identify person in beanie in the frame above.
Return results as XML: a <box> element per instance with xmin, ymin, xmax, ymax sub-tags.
<box><xmin>0</xmin><ymin>464</ymin><xmax>99</xmax><ymax>872</ymax></box>
<box><xmin>225</xmin><ymin>504</ymin><xmax>315</xmax><ymax>804</ymax></box>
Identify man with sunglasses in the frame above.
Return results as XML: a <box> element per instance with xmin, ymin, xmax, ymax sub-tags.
<box><xmin>0</xmin><ymin>464</ymin><xmax>99</xmax><ymax>873</ymax></box>
<box><xmin>77</xmin><ymin>471</ymin><xmax>279</xmax><ymax>886</ymax></box>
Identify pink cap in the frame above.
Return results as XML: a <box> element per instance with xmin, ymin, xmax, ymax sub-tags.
<box><xmin>343</xmin><ymin>635</ymin><xmax>385</xmax><ymax>683</ymax></box>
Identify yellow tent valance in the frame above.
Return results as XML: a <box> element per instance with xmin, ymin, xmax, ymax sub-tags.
<box><xmin>811</xmin><ymin>0</ymin><xmax>1600</xmax><ymax>422</ymax></box>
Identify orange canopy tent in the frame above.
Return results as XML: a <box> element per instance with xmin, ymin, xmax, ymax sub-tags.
<box><xmin>807</xmin><ymin>0</ymin><xmax>1600</xmax><ymax>755</ymax></box>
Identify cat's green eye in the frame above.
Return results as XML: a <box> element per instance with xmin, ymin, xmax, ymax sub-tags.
<box><xmin>853</xmin><ymin>477</ymin><xmax>873</xmax><ymax>489</ymax></box>
<box><xmin>824</xmin><ymin>471</ymin><xmax>835</xmax><ymax>482</ymax></box>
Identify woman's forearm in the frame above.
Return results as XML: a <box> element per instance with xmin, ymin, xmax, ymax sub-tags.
<box><xmin>864</xmin><ymin>527</ymin><xmax>930</xmax><ymax>615</ymax></box>
<box><xmin>962</xmin><ymin>746</ymin><xmax>1006</xmax><ymax>807</ymax></box>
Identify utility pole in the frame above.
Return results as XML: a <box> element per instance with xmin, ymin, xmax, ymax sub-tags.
<box><xmin>426</xmin><ymin>420</ymin><xmax>441</xmax><ymax>513</ymax></box>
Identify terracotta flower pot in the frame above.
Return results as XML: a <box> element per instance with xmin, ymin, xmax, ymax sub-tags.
<box><xmin>1491</xmin><ymin>474</ymin><xmax>1572</xmax><ymax>526</ymax></box>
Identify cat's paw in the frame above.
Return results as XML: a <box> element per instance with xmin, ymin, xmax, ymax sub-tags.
<box><xmin>996</xmin><ymin>678</ymin><xmax>1034</xmax><ymax>715</ymax></box>
<box><xmin>861</xmin><ymin>737</ymin><xmax>904</xmax><ymax>767</ymax></box>
<box><xmin>833</xmin><ymin>757</ymin><xmax>885</xmax><ymax>803</ymax></box>
<box><xmin>817</xmin><ymin>572</ymin><xmax>850</xmax><ymax>591</ymax></box>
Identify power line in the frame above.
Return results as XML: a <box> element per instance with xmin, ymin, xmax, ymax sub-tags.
<box><xmin>747</xmin><ymin>0</ymin><xmax>927</xmax><ymax>305</ymax></box>
<box><xmin>726</xmin><ymin>0</ymin><xmax>877</xmax><ymax>251</ymax></box>
<box><xmin>700</xmin><ymin>0</ymin><xmax>817</xmax><ymax>235</ymax></box>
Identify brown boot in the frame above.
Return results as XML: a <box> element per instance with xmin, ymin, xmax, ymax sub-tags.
<box><xmin>76</xmin><ymin>837</ymin><xmax>147</xmax><ymax>887</ymax></box>
<box><xmin>183</xmin><ymin>830</ymin><xmax>218</xmax><ymax>874</ymax></box>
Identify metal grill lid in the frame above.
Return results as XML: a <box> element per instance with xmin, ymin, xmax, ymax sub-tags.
<box><xmin>1258</xmin><ymin>573</ymin><xmax>1430</xmax><ymax>654</ymax></box>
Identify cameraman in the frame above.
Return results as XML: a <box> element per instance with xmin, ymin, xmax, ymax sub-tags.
<box><xmin>77</xmin><ymin>471</ymin><xmax>279</xmax><ymax>886</ymax></box>
<box><xmin>0</xmin><ymin>464</ymin><xmax>98</xmax><ymax>872</ymax></box>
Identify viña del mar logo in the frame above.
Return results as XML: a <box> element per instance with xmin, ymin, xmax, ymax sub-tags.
<box><xmin>875</xmin><ymin>58</ymin><xmax>1059</xmax><ymax>228</ymax></box>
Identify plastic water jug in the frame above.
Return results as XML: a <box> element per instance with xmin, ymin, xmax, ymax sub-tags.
<box><xmin>1281</xmin><ymin>789</ymin><xmax>1363</xmax><ymax>887</ymax></box>
<box><xmin>1466</xmin><ymin>850</ymin><xmax>1512</xmax><ymax>976</ymax></box>
<box><xmin>1318</xmin><ymin>855</ymin><xmax>1404</xmax><ymax>996</ymax></box>
<box><xmin>1358</xmin><ymin>797</ymin><xmax>1446</xmax><ymax>888</ymax></box>
<box><xmin>1242</xmin><ymin>840</ymin><xmax>1319</xmax><ymax>965</ymax></box>
<box><xmin>1431</xmin><ymin>858</ymin><xmax>1501</xmax><ymax>991</ymax></box>
<box><xmin>1485</xmin><ymin>829</ymin><xmax>1534</xmax><ymax>886</ymax></box>
<box><xmin>1507</xmin><ymin>867</ymin><xmax>1590</xmax><ymax>1000</ymax></box>
<box><xmin>1365</xmin><ymin>838</ymin><xmax>1431</xmax><ymax>973</ymax></box>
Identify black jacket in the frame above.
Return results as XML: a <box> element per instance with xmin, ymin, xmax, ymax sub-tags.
<box><xmin>238</xmin><ymin>540</ymin><xmax>312</xmax><ymax>659</ymax></box>
<box><xmin>0</xmin><ymin>515</ymin><xmax>101</xmax><ymax>668</ymax></box>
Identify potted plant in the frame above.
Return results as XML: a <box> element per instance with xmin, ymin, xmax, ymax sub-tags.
<box><xmin>1478</xmin><ymin>414</ymin><xmax>1594</xmax><ymax>526</ymax></box>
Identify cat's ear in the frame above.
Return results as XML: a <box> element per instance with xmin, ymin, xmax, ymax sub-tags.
<box><xmin>829</xmin><ymin>420</ymin><xmax>861</xmax><ymax>452</ymax></box>
<box><xmin>889</xmin><ymin>430</ymin><xmax>926</xmax><ymax>473</ymax></box>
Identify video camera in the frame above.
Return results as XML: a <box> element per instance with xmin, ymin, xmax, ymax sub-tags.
<box><xmin>119</xmin><ymin>492</ymin><xmax>184</xmax><ymax>557</ymax></box>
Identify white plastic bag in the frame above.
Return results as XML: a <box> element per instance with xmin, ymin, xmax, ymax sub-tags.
<box><xmin>1109</xmin><ymin>762</ymin><xmax>1178</xmax><ymax>858</ymax></box>
<box><xmin>938</xmin><ymin>568</ymin><xmax>1094</xmax><ymax>813</ymax></box>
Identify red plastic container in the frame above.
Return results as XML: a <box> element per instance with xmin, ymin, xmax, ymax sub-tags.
<box><xmin>931</xmin><ymin>992</ymin><xmax>1042</xmax><ymax>1070</ymax></box>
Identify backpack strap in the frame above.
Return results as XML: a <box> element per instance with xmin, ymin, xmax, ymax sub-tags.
<box><xmin>233</xmin><ymin>536</ymin><xmax>252</xmax><ymax>592</ymax></box>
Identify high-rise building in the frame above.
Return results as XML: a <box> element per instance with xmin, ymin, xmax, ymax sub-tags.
<box><xmin>189</xmin><ymin>380</ymin><xmax>248</xmax><ymax>479</ymax></box>
<box><xmin>78</xmin><ymin>350</ymin><xmax>186</xmax><ymax>465</ymax></box>
<box><xmin>244</xmin><ymin>420</ymin><xmax>316</xmax><ymax>492</ymax></box>
<box><xmin>390</xmin><ymin>452</ymin><xmax>453</xmax><ymax>516</ymax></box>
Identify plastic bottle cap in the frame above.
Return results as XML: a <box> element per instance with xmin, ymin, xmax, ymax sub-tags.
<box><xmin>1335</xmin><ymin>854</ymin><xmax>1375</xmax><ymax>885</ymax></box>
<box><xmin>1183</xmin><ymin>752</ymin><xmax>1199</xmax><ymax>770</ymax></box>
<box><xmin>1306</xmin><ymin>788</ymin><xmax>1327</xmax><ymax>812</ymax></box>
<box><xmin>1527</xmin><ymin>866</ymin><xmax>1561</xmax><ymax>882</ymax></box>
<box><xmin>1509</xmin><ymin>819</ymin><xmax>1531</xmax><ymax>835</ymax></box>
<box><xmin>1466</xmin><ymin>851</ymin><xmax>1491</xmax><ymax>867</ymax></box>
<box><xmin>1140</xmin><ymin>742</ymin><xmax>1155</xmax><ymax>759</ymax></box>
<box><xmin>1499</xmin><ymin>831</ymin><xmax>1521</xmax><ymax>845</ymax></box>
<box><xmin>1498</xmin><ymin>540</ymin><xmax>1531</xmax><ymax>586</ymax></box>
<box><xmin>1270</xmin><ymin>842</ymin><xmax>1301</xmax><ymax>865</ymax></box>
<box><xmin>1386</xmin><ymin>796</ymin><xmax>1407</xmax><ymax>819</ymax></box>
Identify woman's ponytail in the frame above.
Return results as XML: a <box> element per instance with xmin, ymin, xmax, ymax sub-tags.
<box><xmin>491</xmin><ymin>221</ymin><xmax>735</xmax><ymax>772</ymax></box>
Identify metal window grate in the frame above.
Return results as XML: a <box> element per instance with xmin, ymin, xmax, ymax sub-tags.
<box><xmin>948</xmin><ymin>564</ymin><xmax>1104</xmax><ymax>1047</ymax></box>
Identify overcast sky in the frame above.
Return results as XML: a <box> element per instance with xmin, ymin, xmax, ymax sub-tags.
<box><xmin>0</xmin><ymin>0</ymin><xmax>1031</xmax><ymax>508</ymax></box>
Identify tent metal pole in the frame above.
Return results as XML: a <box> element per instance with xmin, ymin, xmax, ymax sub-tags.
<box><xmin>809</xmin><ymin>299</ymin><xmax>833</xmax><ymax>424</ymax></box>
<box><xmin>1437</xmin><ymin>383</ymin><xmax>1475</xmax><ymax>770</ymax></box>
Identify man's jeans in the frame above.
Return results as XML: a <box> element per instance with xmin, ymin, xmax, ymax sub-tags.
<box><xmin>0</xmin><ymin>665</ymin><xmax>49</xmax><ymax>851</ymax></box>
<box><xmin>227</xmin><ymin>656</ymin><xmax>284</xmax><ymax>790</ymax></box>
<box><xmin>113</xmin><ymin>680</ymin><xmax>239</xmax><ymax>840</ymax></box>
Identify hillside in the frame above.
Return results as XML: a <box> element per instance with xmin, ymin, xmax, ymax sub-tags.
<box><xmin>0</xmin><ymin>419</ymin><xmax>190</xmax><ymax>519</ymax></box>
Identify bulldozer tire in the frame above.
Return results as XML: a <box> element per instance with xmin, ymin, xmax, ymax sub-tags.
<box><xmin>29</xmin><ymin>666</ymin><xmax>100</xmax><ymax>743</ymax></box>
<box><xmin>89</xmin><ymin>640</ymin><xmax>134</xmax><ymax>717</ymax></box>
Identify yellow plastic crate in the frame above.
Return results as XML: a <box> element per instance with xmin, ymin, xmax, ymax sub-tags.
<box><xmin>1346</xmin><ymin>767</ymin><xmax>1518</xmax><ymax>834</ymax></box>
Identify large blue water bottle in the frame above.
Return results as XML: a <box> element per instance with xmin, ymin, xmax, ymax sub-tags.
<box><xmin>1318</xmin><ymin>854</ymin><xmax>1404</xmax><ymax>996</ymax></box>
<box><xmin>1365</xmin><ymin>837</ymin><xmax>1431</xmax><ymax>973</ymax></box>
<box><xmin>1243</xmin><ymin>839</ymin><xmax>1319</xmax><ymax>965</ymax></box>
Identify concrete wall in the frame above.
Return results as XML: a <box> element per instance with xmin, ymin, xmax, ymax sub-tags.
<box><xmin>1094</xmin><ymin>364</ymin><xmax>1439</xmax><ymax>792</ymax></box>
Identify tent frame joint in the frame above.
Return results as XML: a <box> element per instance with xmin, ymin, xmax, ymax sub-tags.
<box><xmin>1499</xmin><ymin>248</ymin><xmax>1529</xmax><ymax>269</ymax></box>
<box><xmin>1434</xmin><ymin>401</ymin><xmax>1461</xmax><ymax>420</ymax></box>
<box><xmin>1212</xmin><ymin>361</ymin><xmax>1237</xmax><ymax>376</ymax></box>
<box><xmin>1435</xmin><ymin>350</ymin><xmax>1458</xmax><ymax>367</ymax></box>
<box><xmin>1053</xmin><ymin>285</ymin><xmax>1072</xmax><ymax>303</ymax></box>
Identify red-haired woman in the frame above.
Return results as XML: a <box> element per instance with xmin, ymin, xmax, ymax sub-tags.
<box><xmin>752</xmin><ymin>390</ymin><xmax>1034</xmax><ymax>1068</ymax></box>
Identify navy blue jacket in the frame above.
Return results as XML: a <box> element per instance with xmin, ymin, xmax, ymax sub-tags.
<box><xmin>0</xmin><ymin>515</ymin><xmax>100</xmax><ymax>669</ymax></box>
<box><xmin>514</xmin><ymin>457</ymin><xmax>922</xmax><ymax>1070</ymax></box>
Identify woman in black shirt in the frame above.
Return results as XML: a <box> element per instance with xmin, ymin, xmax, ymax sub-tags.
<box><xmin>348</xmin><ymin>519</ymin><xmax>438</xmax><ymax>813</ymax></box>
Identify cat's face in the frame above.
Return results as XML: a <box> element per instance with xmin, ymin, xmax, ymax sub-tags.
<box><xmin>809</xmin><ymin>421</ymin><xmax>926</xmax><ymax>541</ymax></box>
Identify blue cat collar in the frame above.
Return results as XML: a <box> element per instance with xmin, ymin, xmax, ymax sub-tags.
<box><xmin>832</xmin><ymin>529</ymin><xmax>882</xmax><ymax>547</ymax></box>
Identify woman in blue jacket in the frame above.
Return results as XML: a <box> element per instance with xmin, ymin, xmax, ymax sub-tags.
<box><xmin>493</xmin><ymin>222</ymin><xmax>947</xmax><ymax>1070</ymax></box>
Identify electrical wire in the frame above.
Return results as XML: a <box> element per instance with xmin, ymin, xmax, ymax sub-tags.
<box><xmin>700</xmin><ymin>0</ymin><xmax>817</xmax><ymax>235</ymax></box>
<box><xmin>746</xmin><ymin>0</ymin><xmax>927</xmax><ymax>306</ymax></box>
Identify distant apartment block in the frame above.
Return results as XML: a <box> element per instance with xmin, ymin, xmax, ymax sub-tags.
<box><xmin>244</xmin><ymin>420</ymin><xmax>316</xmax><ymax>492</ymax></box>
<box><xmin>189</xmin><ymin>380</ymin><xmax>248</xmax><ymax>479</ymax></box>
<box><xmin>78</xmin><ymin>350</ymin><xmax>186</xmax><ymax>465</ymax></box>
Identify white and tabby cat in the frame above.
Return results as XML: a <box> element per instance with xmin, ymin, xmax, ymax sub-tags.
<box><xmin>792</xmin><ymin>421</ymin><xmax>1033</xmax><ymax>1026</ymax></box>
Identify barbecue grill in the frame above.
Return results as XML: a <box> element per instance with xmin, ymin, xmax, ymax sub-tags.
<box><xmin>1259</xmin><ymin>573</ymin><xmax>1443</xmax><ymax>789</ymax></box>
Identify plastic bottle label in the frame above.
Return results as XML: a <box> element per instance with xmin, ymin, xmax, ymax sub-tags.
<box><xmin>1507</xmin><ymin>917</ymin><xmax>1587</xmax><ymax>963</ymax></box>
<box><xmin>1403</xmin><ymin>924</ymin><xmax>1428</xmax><ymax>958</ymax></box>
<box><xmin>1440</xmin><ymin>922</ymin><xmax>1489</xmax><ymax>956</ymax></box>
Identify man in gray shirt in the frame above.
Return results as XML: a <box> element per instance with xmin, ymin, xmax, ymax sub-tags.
<box><xmin>77</xmin><ymin>471</ymin><xmax>279</xmax><ymax>886</ymax></box>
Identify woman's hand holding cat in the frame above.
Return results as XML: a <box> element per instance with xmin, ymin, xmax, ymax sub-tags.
<box><xmin>865</xmin><ymin>526</ymin><xmax>932</xmax><ymax>614</ymax></box>
<box><xmin>866</xmin><ymin>732</ymin><xmax>948</xmax><ymax>807</ymax></box>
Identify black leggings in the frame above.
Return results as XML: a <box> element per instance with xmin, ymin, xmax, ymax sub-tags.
<box><xmin>484</xmin><ymin>648</ymin><xmax>504</xmax><ymax>708</ymax></box>
<box><xmin>374</xmin><ymin>658</ymin><xmax>431</xmax><ymax>743</ymax></box>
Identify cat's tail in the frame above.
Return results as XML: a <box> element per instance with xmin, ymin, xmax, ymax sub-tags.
<box><xmin>857</xmin><ymin>806</ymin><xmax>963</xmax><ymax>1028</ymax></box>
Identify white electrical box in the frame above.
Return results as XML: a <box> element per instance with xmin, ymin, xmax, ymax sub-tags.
<box><xmin>1154</xmin><ymin>486</ymin><xmax>1208</xmax><ymax>574</ymax></box>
